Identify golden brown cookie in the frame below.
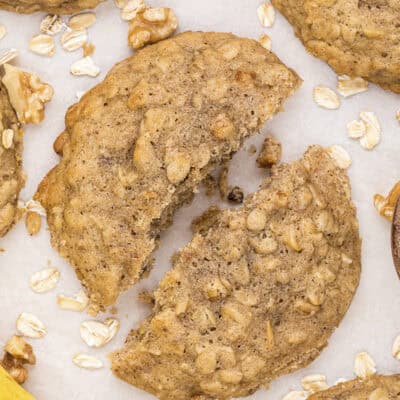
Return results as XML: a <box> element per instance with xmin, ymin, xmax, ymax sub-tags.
<box><xmin>35</xmin><ymin>31</ymin><xmax>301</xmax><ymax>314</ymax></box>
<box><xmin>272</xmin><ymin>0</ymin><xmax>400</xmax><ymax>93</ymax></box>
<box><xmin>0</xmin><ymin>82</ymin><xmax>23</xmax><ymax>238</ymax></box>
<box><xmin>0</xmin><ymin>0</ymin><xmax>102</xmax><ymax>14</ymax></box>
<box><xmin>110</xmin><ymin>145</ymin><xmax>361</xmax><ymax>400</ymax></box>
<box><xmin>308</xmin><ymin>374</ymin><xmax>400</xmax><ymax>399</ymax></box>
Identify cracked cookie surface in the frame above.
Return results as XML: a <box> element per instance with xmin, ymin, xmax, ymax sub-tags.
<box><xmin>35</xmin><ymin>31</ymin><xmax>301</xmax><ymax>313</ymax></box>
<box><xmin>272</xmin><ymin>0</ymin><xmax>400</xmax><ymax>93</ymax></box>
<box><xmin>309</xmin><ymin>375</ymin><xmax>400</xmax><ymax>399</ymax></box>
<box><xmin>0</xmin><ymin>0</ymin><xmax>102</xmax><ymax>13</ymax></box>
<box><xmin>0</xmin><ymin>82</ymin><xmax>23</xmax><ymax>238</ymax></box>
<box><xmin>110</xmin><ymin>146</ymin><xmax>361</xmax><ymax>400</ymax></box>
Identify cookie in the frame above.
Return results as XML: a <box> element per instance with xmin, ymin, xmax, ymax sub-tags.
<box><xmin>0</xmin><ymin>82</ymin><xmax>23</xmax><ymax>237</ymax></box>
<box><xmin>272</xmin><ymin>0</ymin><xmax>400</xmax><ymax>93</ymax></box>
<box><xmin>0</xmin><ymin>0</ymin><xmax>101</xmax><ymax>14</ymax></box>
<box><xmin>309</xmin><ymin>374</ymin><xmax>400</xmax><ymax>399</ymax></box>
<box><xmin>110</xmin><ymin>145</ymin><xmax>361</xmax><ymax>400</ymax></box>
<box><xmin>35</xmin><ymin>32</ymin><xmax>301</xmax><ymax>313</ymax></box>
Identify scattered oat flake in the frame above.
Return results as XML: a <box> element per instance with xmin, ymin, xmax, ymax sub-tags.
<box><xmin>0</xmin><ymin>25</ymin><xmax>7</xmax><ymax>40</ymax></box>
<box><xmin>73</xmin><ymin>353</ymin><xmax>103</xmax><ymax>369</ymax></box>
<box><xmin>301</xmin><ymin>374</ymin><xmax>329</xmax><ymax>393</ymax></box>
<box><xmin>2</xmin><ymin>129</ymin><xmax>13</xmax><ymax>149</ymax></box>
<box><xmin>392</xmin><ymin>335</ymin><xmax>400</xmax><ymax>360</ymax></box>
<box><xmin>25</xmin><ymin>199</ymin><xmax>46</xmax><ymax>216</ymax></box>
<box><xmin>121</xmin><ymin>0</ymin><xmax>146</xmax><ymax>20</ymax></box>
<box><xmin>313</xmin><ymin>86</ymin><xmax>340</xmax><ymax>109</ymax></box>
<box><xmin>29</xmin><ymin>34</ymin><xmax>55</xmax><ymax>56</ymax></box>
<box><xmin>354</xmin><ymin>352</ymin><xmax>376</xmax><ymax>378</ymax></box>
<box><xmin>70</xmin><ymin>56</ymin><xmax>100</xmax><ymax>77</ymax></box>
<box><xmin>337</xmin><ymin>75</ymin><xmax>368</xmax><ymax>97</ymax></box>
<box><xmin>40</xmin><ymin>14</ymin><xmax>64</xmax><ymax>35</ymax></box>
<box><xmin>57</xmin><ymin>290</ymin><xmax>88</xmax><ymax>311</ymax></box>
<box><xmin>16</xmin><ymin>313</ymin><xmax>47</xmax><ymax>339</ymax></box>
<box><xmin>114</xmin><ymin>0</ymin><xmax>128</xmax><ymax>8</ymax></box>
<box><xmin>259</xmin><ymin>34</ymin><xmax>271</xmax><ymax>50</ymax></box>
<box><xmin>326</xmin><ymin>145</ymin><xmax>352</xmax><ymax>169</ymax></box>
<box><xmin>80</xmin><ymin>318</ymin><xmax>120</xmax><ymax>348</ymax></box>
<box><xmin>61</xmin><ymin>28</ymin><xmax>88</xmax><ymax>51</ymax></box>
<box><xmin>359</xmin><ymin>111</ymin><xmax>381</xmax><ymax>150</ymax></box>
<box><xmin>347</xmin><ymin>119</ymin><xmax>366</xmax><ymax>139</ymax></box>
<box><xmin>257</xmin><ymin>2</ymin><xmax>275</xmax><ymax>27</ymax></box>
<box><xmin>282</xmin><ymin>391</ymin><xmax>308</xmax><ymax>400</ymax></box>
<box><xmin>0</xmin><ymin>48</ymin><xmax>18</xmax><ymax>65</ymax></box>
<box><xmin>76</xmin><ymin>90</ymin><xmax>86</xmax><ymax>100</ymax></box>
<box><xmin>68</xmin><ymin>12</ymin><xmax>96</xmax><ymax>30</ymax></box>
<box><xmin>29</xmin><ymin>268</ymin><xmax>60</xmax><ymax>293</ymax></box>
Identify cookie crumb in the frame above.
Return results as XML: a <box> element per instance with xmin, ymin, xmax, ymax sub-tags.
<box><xmin>257</xmin><ymin>136</ymin><xmax>281</xmax><ymax>168</ymax></box>
<box><xmin>227</xmin><ymin>186</ymin><xmax>244</xmax><ymax>204</ymax></box>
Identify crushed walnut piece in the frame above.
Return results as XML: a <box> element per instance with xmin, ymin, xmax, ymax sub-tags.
<box><xmin>2</xmin><ymin>64</ymin><xmax>53</xmax><ymax>124</ymax></box>
<box><xmin>1</xmin><ymin>335</ymin><xmax>35</xmax><ymax>384</ymax></box>
<box><xmin>257</xmin><ymin>135</ymin><xmax>282</xmax><ymax>168</ymax></box>
<box><xmin>373</xmin><ymin>181</ymin><xmax>400</xmax><ymax>221</ymax></box>
<box><xmin>128</xmin><ymin>7</ymin><xmax>178</xmax><ymax>49</ymax></box>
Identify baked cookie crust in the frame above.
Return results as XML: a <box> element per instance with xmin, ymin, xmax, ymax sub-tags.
<box><xmin>309</xmin><ymin>374</ymin><xmax>400</xmax><ymax>399</ymax></box>
<box><xmin>0</xmin><ymin>82</ymin><xmax>23</xmax><ymax>238</ymax></box>
<box><xmin>35</xmin><ymin>31</ymin><xmax>301</xmax><ymax>313</ymax></box>
<box><xmin>110</xmin><ymin>146</ymin><xmax>361</xmax><ymax>400</ymax></box>
<box><xmin>272</xmin><ymin>0</ymin><xmax>400</xmax><ymax>93</ymax></box>
<box><xmin>0</xmin><ymin>0</ymin><xmax>102</xmax><ymax>14</ymax></box>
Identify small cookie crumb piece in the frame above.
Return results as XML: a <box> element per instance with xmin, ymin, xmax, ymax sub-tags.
<box><xmin>25</xmin><ymin>211</ymin><xmax>41</xmax><ymax>236</ymax></box>
<box><xmin>228</xmin><ymin>186</ymin><xmax>244</xmax><ymax>204</ymax></box>
<box><xmin>257</xmin><ymin>136</ymin><xmax>282</xmax><ymax>168</ymax></box>
<box><xmin>259</xmin><ymin>34</ymin><xmax>271</xmax><ymax>50</ymax></box>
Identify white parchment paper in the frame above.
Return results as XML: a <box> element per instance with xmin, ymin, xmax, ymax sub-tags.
<box><xmin>0</xmin><ymin>1</ymin><xmax>400</xmax><ymax>399</ymax></box>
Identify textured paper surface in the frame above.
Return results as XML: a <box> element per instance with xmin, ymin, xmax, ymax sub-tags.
<box><xmin>0</xmin><ymin>1</ymin><xmax>400</xmax><ymax>399</ymax></box>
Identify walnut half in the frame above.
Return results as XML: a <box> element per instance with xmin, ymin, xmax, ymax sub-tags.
<box><xmin>128</xmin><ymin>7</ymin><xmax>178</xmax><ymax>50</ymax></box>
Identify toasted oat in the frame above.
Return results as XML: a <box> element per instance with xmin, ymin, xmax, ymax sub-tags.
<box><xmin>257</xmin><ymin>2</ymin><xmax>275</xmax><ymax>27</ymax></box>
<box><xmin>313</xmin><ymin>86</ymin><xmax>340</xmax><ymax>109</ymax></box>
<box><xmin>392</xmin><ymin>335</ymin><xmax>400</xmax><ymax>360</ymax></box>
<box><xmin>40</xmin><ymin>15</ymin><xmax>64</xmax><ymax>35</ymax></box>
<box><xmin>57</xmin><ymin>290</ymin><xmax>88</xmax><ymax>311</ymax></box>
<box><xmin>16</xmin><ymin>313</ymin><xmax>47</xmax><ymax>339</ymax></box>
<box><xmin>282</xmin><ymin>391</ymin><xmax>308</xmax><ymax>400</ymax></box>
<box><xmin>2</xmin><ymin>128</ymin><xmax>13</xmax><ymax>149</ymax></box>
<box><xmin>61</xmin><ymin>29</ymin><xmax>88</xmax><ymax>51</ymax></box>
<box><xmin>347</xmin><ymin>119</ymin><xmax>366</xmax><ymax>139</ymax></box>
<box><xmin>337</xmin><ymin>75</ymin><xmax>368</xmax><ymax>97</ymax></box>
<box><xmin>354</xmin><ymin>352</ymin><xmax>376</xmax><ymax>378</ymax></box>
<box><xmin>29</xmin><ymin>267</ymin><xmax>60</xmax><ymax>293</ymax></box>
<box><xmin>70</xmin><ymin>56</ymin><xmax>100</xmax><ymax>77</ymax></box>
<box><xmin>326</xmin><ymin>145</ymin><xmax>351</xmax><ymax>169</ymax></box>
<box><xmin>121</xmin><ymin>0</ymin><xmax>146</xmax><ymax>20</ymax></box>
<box><xmin>68</xmin><ymin>13</ymin><xmax>96</xmax><ymax>30</ymax></box>
<box><xmin>25</xmin><ymin>211</ymin><xmax>41</xmax><ymax>235</ymax></box>
<box><xmin>80</xmin><ymin>318</ymin><xmax>120</xmax><ymax>347</ymax></box>
<box><xmin>301</xmin><ymin>374</ymin><xmax>329</xmax><ymax>393</ymax></box>
<box><xmin>28</xmin><ymin>34</ymin><xmax>55</xmax><ymax>56</ymax></box>
<box><xmin>0</xmin><ymin>48</ymin><xmax>18</xmax><ymax>65</ymax></box>
<box><xmin>359</xmin><ymin>111</ymin><xmax>381</xmax><ymax>150</ymax></box>
<box><xmin>72</xmin><ymin>353</ymin><xmax>103</xmax><ymax>369</ymax></box>
<box><xmin>259</xmin><ymin>34</ymin><xmax>272</xmax><ymax>50</ymax></box>
<box><xmin>374</xmin><ymin>181</ymin><xmax>400</xmax><ymax>221</ymax></box>
<box><xmin>0</xmin><ymin>25</ymin><xmax>7</xmax><ymax>40</ymax></box>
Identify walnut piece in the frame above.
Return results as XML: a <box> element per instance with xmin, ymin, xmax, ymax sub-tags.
<box><xmin>128</xmin><ymin>7</ymin><xmax>178</xmax><ymax>49</ymax></box>
<box><xmin>373</xmin><ymin>181</ymin><xmax>400</xmax><ymax>221</ymax></box>
<box><xmin>1</xmin><ymin>335</ymin><xmax>35</xmax><ymax>384</ymax></box>
<box><xmin>2</xmin><ymin>64</ymin><xmax>53</xmax><ymax>124</ymax></box>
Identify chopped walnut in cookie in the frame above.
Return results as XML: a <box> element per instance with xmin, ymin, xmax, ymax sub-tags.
<box><xmin>1</xmin><ymin>335</ymin><xmax>35</xmax><ymax>384</ymax></box>
<box><xmin>2</xmin><ymin>64</ymin><xmax>53</xmax><ymax>124</ymax></box>
<box><xmin>128</xmin><ymin>7</ymin><xmax>178</xmax><ymax>49</ymax></box>
<box><xmin>257</xmin><ymin>135</ymin><xmax>282</xmax><ymax>168</ymax></box>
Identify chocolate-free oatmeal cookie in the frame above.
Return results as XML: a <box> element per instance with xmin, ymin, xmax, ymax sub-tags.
<box><xmin>0</xmin><ymin>0</ymin><xmax>101</xmax><ymax>14</ymax></box>
<box><xmin>111</xmin><ymin>146</ymin><xmax>361</xmax><ymax>400</ymax></box>
<box><xmin>272</xmin><ymin>0</ymin><xmax>400</xmax><ymax>93</ymax></box>
<box><xmin>309</xmin><ymin>374</ymin><xmax>400</xmax><ymax>399</ymax></box>
<box><xmin>0</xmin><ymin>82</ymin><xmax>23</xmax><ymax>238</ymax></box>
<box><xmin>35</xmin><ymin>31</ymin><xmax>301</xmax><ymax>313</ymax></box>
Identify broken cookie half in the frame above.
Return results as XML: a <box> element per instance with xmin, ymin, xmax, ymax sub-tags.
<box><xmin>110</xmin><ymin>146</ymin><xmax>361</xmax><ymax>400</ymax></box>
<box><xmin>35</xmin><ymin>31</ymin><xmax>301</xmax><ymax>313</ymax></box>
<box><xmin>308</xmin><ymin>374</ymin><xmax>400</xmax><ymax>400</ymax></box>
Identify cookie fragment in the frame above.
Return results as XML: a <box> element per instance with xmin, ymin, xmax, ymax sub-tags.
<box><xmin>0</xmin><ymin>0</ymin><xmax>102</xmax><ymax>14</ymax></box>
<box><xmin>111</xmin><ymin>146</ymin><xmax>361</xmax><ymax>400</ymax></box>
<box><xmin>257</xmin><ymin>135</ymin><xmax>281</xmax><ymax>168</ymax></box>
<box><xmin>35</xmin><ymin>32</ymin><xmax>301</xmax><ymax>312</ymax></box>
